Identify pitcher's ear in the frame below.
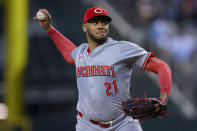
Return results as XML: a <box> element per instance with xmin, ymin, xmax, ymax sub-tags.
<box><xmin>83</xmin><ymin>24</ymin><xmax>87</xmax><ymax>32</ymax></box>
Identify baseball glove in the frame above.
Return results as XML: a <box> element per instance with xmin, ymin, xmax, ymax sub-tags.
<box><xmin>122</xmin><ymin>96</ymin><xmax>167</xmax><ymax>120</ymax></box>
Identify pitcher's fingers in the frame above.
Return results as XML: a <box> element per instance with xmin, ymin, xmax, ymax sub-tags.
<box><xmin>155</xmin><ymin>103</ymin><xmax>159</xmax><ymax>108</ymax></box>
<box><xmin>155</xmin><ymin>106</ymin><xmax>160</xmax><ymax>112</ymax></box>
<box><xmin>155</xmin><ymin>103</ymin><xmax>160</xmax><ymax>112</ymax></box>
<box><xmin>39</xmin><ymin>9</ymin><xmax>51</xmax><ymax>19</ymax></box>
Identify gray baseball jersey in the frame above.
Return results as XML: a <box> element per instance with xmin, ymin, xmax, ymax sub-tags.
<box><xmin>72</xmin><ymin>37</ymin><xmax>149</xmax><ymax>122</ymax></box>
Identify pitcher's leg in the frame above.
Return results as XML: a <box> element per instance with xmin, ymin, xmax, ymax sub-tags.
<box><xmin>115</xmin><ymin>117</ymin><xmax>143</xmax><ymax>131</ymax></box>
<box><xmin>76</xmin><ymin>115</ymin><xmax>101</xmax><ymax>131</ymax></box>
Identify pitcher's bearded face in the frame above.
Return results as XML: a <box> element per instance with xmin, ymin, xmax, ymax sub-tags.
<box><xmin>85</xmin><ymin>17</ymin><xmax>109</xmax><ymax>45</ymax></box>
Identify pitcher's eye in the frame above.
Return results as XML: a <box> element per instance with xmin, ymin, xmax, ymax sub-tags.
<box><xmin>102</xmin><ymin>21</ymin><xmax>108</xmax><ymax>25</ymax></box>
<box><xmin>89</xmin><ymin>21</ymin><xmax>97</xmax><ymax>25</ymax></box>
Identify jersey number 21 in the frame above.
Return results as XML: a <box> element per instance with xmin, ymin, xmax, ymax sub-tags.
<box><xmin>104</xmin><ymin>80</ymin><xmax>118</xmax><ymax>96</ymax></box>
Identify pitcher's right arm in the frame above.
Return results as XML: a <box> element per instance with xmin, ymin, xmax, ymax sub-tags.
<box><xmin>34</xmin><ymin>9</ymin><xmax>77</xmax><ymax>64</ymax></box>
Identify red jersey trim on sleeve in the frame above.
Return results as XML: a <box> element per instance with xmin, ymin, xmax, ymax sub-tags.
<box><xmin>141</xmin><ymin>52</ymin><xmax>155</xmax><ymax>70</ymax></box>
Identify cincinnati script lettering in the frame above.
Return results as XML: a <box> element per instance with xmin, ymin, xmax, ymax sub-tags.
<box><xmin>76</xmin><ymin>65</ymin><xmax>115</xmax><ymax>77</ymax></box>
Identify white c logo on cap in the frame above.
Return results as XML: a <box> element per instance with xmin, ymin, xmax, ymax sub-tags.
<box><xmin>94</xmin><ymin>8</ymin><xmax>103</xmax><ymax>13</ymax></box>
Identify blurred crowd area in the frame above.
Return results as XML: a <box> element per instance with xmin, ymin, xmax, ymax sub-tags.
<box><xmin>109</xmin><ymin>0</ymin><xmax>197</xmax><ymax>105</ymax></box>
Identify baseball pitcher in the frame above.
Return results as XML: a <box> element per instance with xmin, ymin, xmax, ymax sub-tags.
<box><xmin>34</xmin><ymin>7</ymin><xmax>172</xmax><ymax>131</ymax></box>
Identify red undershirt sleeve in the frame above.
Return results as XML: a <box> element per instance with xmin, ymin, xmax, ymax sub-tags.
<box><xmin>143</xmin><ymin>56</ymin><xmax>172</xmax><ymax>96</ymax></box>
<box><xmin>47</xmin><ymin>27</ymin><xmax>77</xmax><ymax>64</ymax></box>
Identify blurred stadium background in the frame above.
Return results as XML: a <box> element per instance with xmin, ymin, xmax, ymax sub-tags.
<box><xmin>0</xmin><ymin>0</ymin><xmax>197</xmax><ymax>130</ymax></box>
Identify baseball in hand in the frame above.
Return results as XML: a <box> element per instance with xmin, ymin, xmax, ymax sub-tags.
<box><xmin>36</xmin><ymin>11</ymin><xmax>46</xmax><ymax>20</ymax></box>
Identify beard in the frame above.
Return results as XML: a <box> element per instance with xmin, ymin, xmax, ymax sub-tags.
<box><xmin>87</xmin><ymin>29</ymin><xmax>109</xmax><ymax>45</ymax></box>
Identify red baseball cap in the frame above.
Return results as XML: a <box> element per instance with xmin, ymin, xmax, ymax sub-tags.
<box><xmin>84</xmin><ymin>6</ymin><xmax>112</xmax><ymax>24</ymax></box>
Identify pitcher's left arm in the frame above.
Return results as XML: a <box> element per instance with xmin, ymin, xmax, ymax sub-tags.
<box><xmin>143</xmin><ymin>56</ymin><xmax>172</xmax><ymax>104</ymax></box>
